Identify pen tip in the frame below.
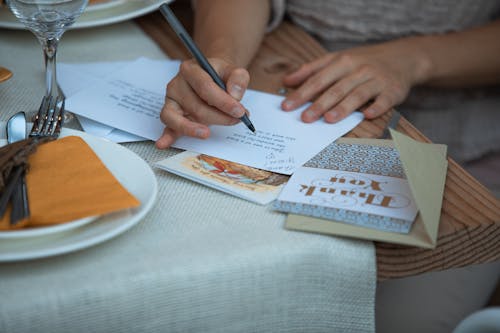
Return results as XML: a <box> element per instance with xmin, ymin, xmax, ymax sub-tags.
<box><xmin>249</xmin><ymin>124</ymin><xmax>256</xmax><ymax>133</ymax></box>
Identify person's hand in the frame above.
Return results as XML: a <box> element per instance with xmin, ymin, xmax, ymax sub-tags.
<box><xmin>156</xmin><ymin>58</ymin><xmax>250</xmax><ymax>149</ymax></box>
<box><xmin>281</xmin><ymin>39</ymin><xmax>428</xmax><ymax>123</ymax></box>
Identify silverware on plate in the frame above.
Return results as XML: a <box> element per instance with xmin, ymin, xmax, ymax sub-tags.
<box><xmin>0</xmin><ymin>95</ymin><xmax>66</xmax><ymax>225</ymax></box>
<box><xmin>6</xmin><ymin>112</ymin><xmax>29</xmax><ymax>224</ymax></box>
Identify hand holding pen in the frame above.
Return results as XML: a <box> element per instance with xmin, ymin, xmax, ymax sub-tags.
<box><xmin>156</xmin><ymin>4</ymin><xmax>256</xmax><ymax>149</ymax></box>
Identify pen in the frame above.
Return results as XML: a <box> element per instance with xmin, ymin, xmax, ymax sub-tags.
<box><xmin>159</xmin><ymin>3</ymin><xmax>256</xmax><ymax>133</ymax></box>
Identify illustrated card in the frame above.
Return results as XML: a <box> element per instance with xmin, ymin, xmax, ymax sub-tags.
<box><xmin>155</xmin><ymin>152</ymin><xmax>289</xmax><ymax>205</ymax></box>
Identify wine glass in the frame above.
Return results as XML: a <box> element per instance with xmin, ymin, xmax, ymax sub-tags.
<box><xmin>6</xmin><ymin>0</ymin><xmax>88</xmax><ymax>101</ymax></box>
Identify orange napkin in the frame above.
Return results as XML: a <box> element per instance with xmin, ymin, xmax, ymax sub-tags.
<box><xmin>0</xmin><ymin>136</ymin><xmax>140</xmax><ymax>230</ymax></box>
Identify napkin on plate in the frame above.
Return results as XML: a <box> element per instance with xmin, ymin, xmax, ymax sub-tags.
<box><xmin>0</xmin><ymin>136</ymin><xmax>140</xmax><ymax>230</ymax></box>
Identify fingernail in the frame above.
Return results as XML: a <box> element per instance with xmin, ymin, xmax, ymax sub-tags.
<box><xmin>230</xmin><ymin>84</ymin><xmax>244</xmax><ymax>99</ymax></box>
<box><xmin>304</xmin><ymin>110</ymin><xmax>317</xmax><ymax>121</ymax></box>
<box><xmin>328</xmin><ymin>111</ymin><xmax>339</xmax><ymax>120</ymax></box>
<box><xmin>230</xmin><ymin>107</ymin><xmax>244</xmax><ymax>118</ymax></box>
<box><xmin>365</xmin><ymin>108</ymin><xmax>376</xmax><ymax>117</ymax></box>
<box><xmin>324</xmin><ymin>111</ymin><xmax>339</xmax><ymax>123</ymax></box>
<box><xmin>282</xmin><ymin>100</ymin><xmax>295</xmax><ymax>110</ymax></box>
<box><xmin>195</xmin><ymin>128</ymin><xmax>208</xmax><ymax>138</ymax></box>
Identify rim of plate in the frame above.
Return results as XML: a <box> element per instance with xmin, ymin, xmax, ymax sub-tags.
<box><xmin>0</xmin><ymin>0</ymin><xmax>167</xmax><ymax>30</ymax></box>
<box><xmin>0</xmin><ymin>215</ymin><xmax>98</xmax><ymax>239</ymax></box>
<box><xmin>85</xmin><ymin>0</ymin><xmax>125</xmax><ymax>12</ymax></box>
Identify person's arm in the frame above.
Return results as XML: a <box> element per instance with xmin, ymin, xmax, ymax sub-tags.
<box><xmin>417</xmin><ymin>19</ymin><xmax>500</xmax><ymax>87</ymax></box>
<box><xmin>156</xmin><ymin>0</ymin><xmax>270</xmax><ymax>149</ymax></box>
<box><xmin>194</xmin><ymin>0</ymin><xmax>270</xmax><ymax>67</ymax></box>
<box><xmin>281</xmin><ymin>19</ymin><xmax>500</xmax><ymax>124</ymax></box>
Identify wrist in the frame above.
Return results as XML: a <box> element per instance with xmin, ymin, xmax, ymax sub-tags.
<box><xmin>199</xmin><ymin>37</ymin><xmax>248</xmax><ymax>68</ymax></box>
<box><xmin>407</xmin><ymin>36</ymin><xmax>434</xmax><ymax>85</ymax></box>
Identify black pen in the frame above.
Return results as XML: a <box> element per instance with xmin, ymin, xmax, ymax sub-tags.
<box><xmin>159</xmin><ymin>3</ymin><xmax>256</xmax><ymax>133</ymax></box>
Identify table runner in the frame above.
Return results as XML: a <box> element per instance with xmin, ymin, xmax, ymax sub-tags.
<box><xmin>0</xmin><ymin>21</ymin><xmax>376</xmax><ymax>332</ymax></box>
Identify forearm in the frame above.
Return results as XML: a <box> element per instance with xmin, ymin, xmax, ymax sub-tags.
<box><xmin>193</xmin><ymin>0</ymin><xmax>270</xmax><ymax>67</ymax></box>
<box><xmin>415</xmin><ymin>19</ymin><xmax>500</xmax><ymax>87</ymax></box>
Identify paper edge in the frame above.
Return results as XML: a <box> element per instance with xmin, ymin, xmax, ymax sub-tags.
<box><xmin>390</xmin><ymin>129</ymin><xmax>447</xmax><ymax>242</ymax></box>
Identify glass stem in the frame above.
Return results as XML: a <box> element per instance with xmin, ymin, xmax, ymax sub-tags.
<box><xmin>43</xmin><ymin>38</ymin><xmax>59</xmax><ymax>97</ymax></box>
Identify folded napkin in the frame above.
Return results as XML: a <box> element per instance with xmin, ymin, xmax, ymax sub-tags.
<box><xmin>0</xmin><ymin>136</ymin><xmax>140</xmax><ymax>230</ymax></box>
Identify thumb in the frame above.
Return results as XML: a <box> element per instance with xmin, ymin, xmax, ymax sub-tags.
<box><xmin>226</xmin><ymin>67</ymin><xmax>250</xmax><ymax>101</ymax></box>
<box><xmin>215</xmin><ymin>61</ymin><xmax>249</xmax><ymax>101</ymax></box>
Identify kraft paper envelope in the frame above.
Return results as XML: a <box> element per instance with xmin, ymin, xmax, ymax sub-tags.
<box><xmin>285</xmin><ymin>129</ymin><xmax>448</xmax><ymax>249</ymax></box>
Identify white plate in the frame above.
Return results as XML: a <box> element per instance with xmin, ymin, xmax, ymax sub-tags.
<box><xmin>0</xmin><ymin>215</ymin><xmax>98</xmax><ymax>239</ymax></box>
<box><xmin>0</xmin><ymin>128</ymin><xmax>157</xmax><ymax>262</ymax></box>
<box><xmin>0</xmin><ymin>0</ymin><xmax>168</xmax><ymax>29</ymax></box>
<box><xmin>85</xmin><ymin>0</ymin><xmax>125</xmax><ymax>12</ymax></box>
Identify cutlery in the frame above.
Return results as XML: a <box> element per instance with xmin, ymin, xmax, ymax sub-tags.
<box><xmin>0</xmin><ymin>67</ymin><xmax>13</xmax><ymax>83</ymax></box>
<box><xmin>6</xmin><ymin>112</ymin><xmax>30</xmax><ymax>224</ymax></box>
<box><xmin>19</xmin><ymin>95</ymin><xmax>65</xmax><ymax>217</ymax></box>
<box><xmin>1</xmin><ymin>95</ymin><xmax>65</xmax><ymax>225</ymax></box>
<box><xmin>7</xmin><ymin>113</ymin><xmax>26</xmax><ymax>144</ymax></box>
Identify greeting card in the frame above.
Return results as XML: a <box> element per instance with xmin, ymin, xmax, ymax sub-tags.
<box><xmin>280</xmin><ymin>130</ymin><xmax>448</xmax><ymax>248</ymax></box>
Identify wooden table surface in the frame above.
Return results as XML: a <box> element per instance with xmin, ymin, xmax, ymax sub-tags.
<box><xmin>135</xmin><ymin>2</ymin><xmax>500</xmax><ymax>280</ymax></box>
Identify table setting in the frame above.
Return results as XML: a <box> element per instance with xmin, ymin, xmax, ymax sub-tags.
<box><xmin>1</xmin><ymin>1</ymin><xmax>499</xmax><ymax>332</ymax></box>
<box><xmin>0</xmin><ymin>125</ymin><xmax>156</xmax><ymax>261</ymax></box>
<box><xmin>0</xmin><ymin>1</ymin><xmax>379</xmax><ymax>332</ymax></box>
<box><xmin>0</xmin><ymin>0</ymin><xmax>155</xmax><ymax>260</ymax></box>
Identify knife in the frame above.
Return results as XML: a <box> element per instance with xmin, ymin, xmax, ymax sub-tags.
<box><xmin>6</xmin><ymin>112</ymin><xmax>30</xmax><ymax>224</ymax></box>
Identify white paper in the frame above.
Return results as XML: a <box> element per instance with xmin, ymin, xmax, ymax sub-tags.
<box><xmin>59</xmin><ymin>60</ymin><xmax>147</xmax><ymax>142</ymax></box>
<box><xmin>173</xmin><ymin>90</ymin><xmax>363</xmax><ymax>174</ymax></box>
<box><xmin>59</xmin><ymin>61</ymin><xmax>130</xmax><ymax>97</ymax></box>
<box><xmin>65</xmin><ymin>58</ymin><xmax>181</xmax><ymax>141</ymax></box>
<box><xmin>65</xmin><ymin>58</ymin><xmax>363</xmax><ymax>174</ymax></box>
<box><xmin>77</xmin><ymin>116</ymin><xmax>146</xmax><ymax>143</ymax></box>
<box><xmin>77</xmin><ymin>116</ymin><xmax>115</xmax><ymax>137</ymax></box>
<box><xmin>105</xmin><ymin>128</ymin><xmax>147</xmax><ymax>143</ymax></box>
<box><xmin>278</xmin><ymin>167</ymin><xmax>419</xmax><ymax>231</ymax></box>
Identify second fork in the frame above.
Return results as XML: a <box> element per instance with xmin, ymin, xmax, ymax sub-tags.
<box><xmin>9</xmin><ymin>95</ymin><xmax>65</xmax><ymax>225</ymax></box>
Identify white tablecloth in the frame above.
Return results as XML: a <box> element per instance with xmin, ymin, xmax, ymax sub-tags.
<box><xmin>0</xmin><ymin>20</ymin><xmax>376</xmax><ymax>332</ymax></box>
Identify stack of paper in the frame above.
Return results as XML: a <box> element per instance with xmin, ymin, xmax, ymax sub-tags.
<box><xmin>59</xmin><ymin>58</ymin><xmax>181</xmax><ymax>143</ymax></box>
<box><xmin>282</xmin><ymin>132</ymin><xmax>448</xmax><ymax>249</ymax></box>
<box><xmin>60</xmin><ymin>57</ymin><xmax>363</xmax><ymax>204</ymax></box>
<box><xmin>60</xmin><ymin>58</ymin><xmax>448</xmax><ymax>247</ymax></box>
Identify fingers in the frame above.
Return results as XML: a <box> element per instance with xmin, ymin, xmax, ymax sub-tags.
<box><xmin>224</xmin><ymin>67</ymin><xmax>250</xmax><ymax>101</ymax></box>
<box><xmin>283</xmin><ymin>54</ymin><xmax>336</xmax><ymax>87</ymax></box>
<box><xmin>364</xmin><ymin>94</ymin><xmax>396</xmax><ymax>119</ymax></box>
<box><xmin>322</xmin><ymin>80</ymin><xmax>380</xmax><ymax>123</ymax></box>
<box><xmin>161</xmin><ymin>98</ymin><xmax>211</xmax><ymax>138</ymax></box>
<box><xmin>157</xmin><ymin>59</ymin><xmax>250</xmax><ymax>148</ymax></box>
<box><xmin>299</xmin><ymin>78</ymin><xmax>394</xmax><ymax>124</ymax></box>
<box><xmin>180</xmin><ymin>60</ymin><xmax>247</xmax><ymax>119</ymax></box>
<box><xmin>167</xmin><ymin>74</ymin><xmax>240</xmax><ymax>126</ymax></box>
<box><xmin>298</xmin><ymin>67</ymin><xmax>373</xmax><ymax>122</ymax></box>
<box><xmin>280</xmin><ymin>49</ymin><xmax>411</xmax><ymax>124</ymax></box>
<box><xmin>156</xmin><ymin>98</ymin><xmax>211</xmax><ymax>149</ymax></box>
<box><xmin>155</xmin><ymin>127</ymin><xmax>180</xmax><ymax>149</ymax></box>
<box><xmin>282</xmin><ymin>53</ymin><xmax>371</xmax><ymax>112</ymax></box>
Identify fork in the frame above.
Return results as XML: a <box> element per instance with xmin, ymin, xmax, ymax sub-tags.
<box><xmin>8</xmin><ymin>95</ymin><xmax>65</xmax><ymax>224</ymax></box>
<box><xmin>30</xmin><ymin>95</ymin><xmax>66</xmax><ymax>139</ymax></box>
